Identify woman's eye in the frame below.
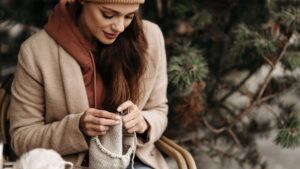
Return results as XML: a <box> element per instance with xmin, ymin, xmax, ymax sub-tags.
<box><xmin>126</xmin><ymin>15</ymin><xmax>134</xmax><ymax>19</ymax></box>
<box><xmin>102</xmin><ymin>13</ymin><xmax>114</xmax><ymax>19</ymax></box>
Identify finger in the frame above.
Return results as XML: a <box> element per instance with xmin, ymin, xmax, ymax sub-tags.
<box><xmin>117</xmin><ymin>100</ymin><xmax>134</xmax><ymax>112</ymax></box>
<box><xmin>86</xmin><ymin>130</ymin><xmax>100</xmax><ymax>137</ymax></box>
<box><xmin>86</xmin><ymin>124</ymin><xmax>109</xmax><ymax>132</ymax></box>
<box><xmin>92</xmin><ymin>110</ymin><xmax>121</xmax><ymax>120</ymax></box>
<box><xmin>91</xmin><ymin>117</ymin><xmax>120</xmax><ymax>126</ymax></box>
<box><xmin>83</xmin><ymin>113</ymin><xmax>96</xmax><ymax>123</ymax></box>
<box><xmin>127</xmin><ymin>125</ymin><xmax>139</xmax><ymax>133</ymax></box>
<box><xmin>123</xmin><ymin>117</ymin><xmax>139</xmax><ymax>129</ymax></box>
<box><xmin>98</xmin><ymin>131</ymin><xmax>107</xmax><ymax>136</ymax></box>
<box><xmin>123</xmin><ymin>109</ymin><xmax>139</xmax><ymax>123</ymax></box>
<box><xmin>87</xmin><ymin>130</ymin><xmax>107</xmax><ymax>137</ymax></box>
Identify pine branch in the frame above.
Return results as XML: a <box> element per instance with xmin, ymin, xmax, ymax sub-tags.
<box><xmin>277</xmin><ymin>7</ymin><xmax>300</xmax><ymax>32</ymax></box>
<box><xmin>202</xmin><ymin>39</ymin><xmax>291</xmax><ymax>145</ymax></box>
<box><xmin>168</xmin><ymin>40</ymin><xmax>208</xmax><ymax>92</ymax></box>
<box><xmin>257</xmin><ymin>41</ymin><xmax>290</xmax><ymax>99</ymax></box>
<box><xmin>190</xmin><ymin>10</ymin><xmax>212</xmax><ymax>30</ymax></box>
<box><xmin>275</xmin><ymin>115</ymin><xmax>300</xmax><ymax>148</ymax></box>
<box><xmin>230</xmin><ymin>24</ymin><xmax>277</xmax><ymax>67</ymax></box>
<box><xmin>281</xmin><ymin>51</ymin><xmax>300</xmax><ymax>70</ymax></box>
<box><xmin>172</xmin><ymin>2</ymin><xmax>212</xmax><ymax>30</ymax></box>
<box><xmin>172</xmin><ymin>3</ymin><xmax>190</xmax><ymax>18</ymax></box>
<box><xmin>269</xmin><ymin>0</ymin><xmax>300</xmax><ymax>12</ymax></box>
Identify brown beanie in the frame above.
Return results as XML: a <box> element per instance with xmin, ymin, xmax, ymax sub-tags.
<box><xmin>83</xmin><ymin>0</ymin><xmax>145</xmax><ymax>4</ymax></box>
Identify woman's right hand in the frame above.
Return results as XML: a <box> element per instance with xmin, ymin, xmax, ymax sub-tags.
<box><xmin>79</xmin><ymin>108</ymin><xmax>121</xmax><ymax>137</ymax></box>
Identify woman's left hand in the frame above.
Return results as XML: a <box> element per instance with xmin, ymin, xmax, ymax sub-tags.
<box><xmin>117</xmin><ymin>100</ymin><xmax>149</xmax><ymax>134</ymax></box>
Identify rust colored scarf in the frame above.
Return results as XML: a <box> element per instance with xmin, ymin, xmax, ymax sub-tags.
<box><xmin>45</xmin><ymin>1</ymin><xmax>104</xmax><ymax>108</ymax></box>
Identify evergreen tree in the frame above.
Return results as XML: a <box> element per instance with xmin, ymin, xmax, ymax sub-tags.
<box><xmin>2</xmin><ymin>0</ymin><xmax>300</xmax><ymax>168</ymax></box>
<box><xmin>149</xmin><ymin>0</ymin><xmax>300</xmax><ymax>168</ymax></box>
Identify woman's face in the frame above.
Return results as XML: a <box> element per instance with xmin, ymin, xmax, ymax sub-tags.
<box><xmin>79</xmin><ymin>3</ymin><xmax>139</xmax><ymax>45</ymax></box>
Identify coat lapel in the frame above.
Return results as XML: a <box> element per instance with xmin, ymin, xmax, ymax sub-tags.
<box><xmin>58</xmin><ymin>47</ymin><xmax>89</xmax><ymax>114</ymax></box>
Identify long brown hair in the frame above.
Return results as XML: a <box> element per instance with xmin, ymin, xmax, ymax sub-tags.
<box><xmin>95</xmin><ymin>12</ymin><xmax>148</xmax><ymax>112</ymax></box>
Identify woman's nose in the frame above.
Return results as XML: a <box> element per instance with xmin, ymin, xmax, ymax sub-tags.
<box><xmin>112</xmin><ymin>18</ymin><xmax>125</xmax><ymax>33</ymax></box>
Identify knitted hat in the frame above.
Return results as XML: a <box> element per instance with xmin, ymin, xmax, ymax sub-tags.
<box><xmin>83</xmin><ymin>0</ymin><xmax>145</xmax><ymax>4</ymax></box>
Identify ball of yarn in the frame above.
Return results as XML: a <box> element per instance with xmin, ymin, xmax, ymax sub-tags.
<box><xmin>12</xmin><ymin>148</ymin><xmax>73</xmax><ymax>169</ymax></box>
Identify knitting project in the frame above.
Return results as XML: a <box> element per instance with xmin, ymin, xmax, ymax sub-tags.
<box><xmin>89</xmin><ymin>116</ymin><xmax>137</xmax><ymax>169</ymax></box>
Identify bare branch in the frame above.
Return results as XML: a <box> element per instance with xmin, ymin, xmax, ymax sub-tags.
<box><xmin>227</xmin><ymin>129</ymin><xmax>242</xmax><ymax>147</ymax></box>
<box><xmin>218</xmin><ymin>69</ymin><xmax>256</xmax><ymax>104</ymax></box>
<box><xmin>202</xmin><ymin>117</ymin><xmax>226</xmax><ymax>133</ymax></box>
<box><xmin>262</xmin><ymin>56</ymin><xmax>275</xmax><ymax>68</ymax></box>
<box><xmin>257</xmin><ymin>42</ymin><xmax>290</xmax><ymax>100</ymax></box>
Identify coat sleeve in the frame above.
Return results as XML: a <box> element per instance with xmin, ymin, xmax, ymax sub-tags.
<box><xmin>9</xmin><ymin>44</ymin><xmax>88</xmax><ymax>157</ymax></box>
<box><xmin>138</xmin><ymin>22</ymin><xmax>168</xmax><ymax>147</ymax></box>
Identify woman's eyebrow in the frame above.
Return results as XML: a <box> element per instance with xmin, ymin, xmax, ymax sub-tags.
<box><xmin>101</xmin><ymin>6</ymin><xmax>137</xmax><ymax>15</ymax></box>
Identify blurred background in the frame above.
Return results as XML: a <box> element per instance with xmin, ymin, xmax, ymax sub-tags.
<box><xmin>1</xmin><ymin>0</ymin><xmax>300</xmax><ymax>168</ymax></box>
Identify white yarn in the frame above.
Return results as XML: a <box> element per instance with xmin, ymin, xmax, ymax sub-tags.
<box><xmin>12</xmin><ymin>148</ymin><xmax>73</xmax><ymax>169</ymax></box>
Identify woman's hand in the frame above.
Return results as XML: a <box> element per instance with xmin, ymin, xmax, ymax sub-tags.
<box><xmin>79</xmin><ymin>108</ymin><xmax>121</xmax><ymax>137</ymax></box>
<box><xmin>117</xmin><ymin>100</ymin><xmax>149</xmax><ymax>134</ymax></box>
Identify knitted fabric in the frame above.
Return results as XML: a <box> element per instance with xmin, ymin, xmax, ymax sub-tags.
<box><xmin>83</xmin><ymin>0</ymin><xmax>145</xmax><ymax>4</ymax></box>
<box><xmin>89</xmin><ymin>120</ymin><xmax>137</xmax><ymax>169</ymax></box>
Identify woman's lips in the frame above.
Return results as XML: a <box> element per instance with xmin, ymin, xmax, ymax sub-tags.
<box><xmin>104</xmin><ymin>32</ymin><xmax>118</xmax><ymax>40</ymax></box>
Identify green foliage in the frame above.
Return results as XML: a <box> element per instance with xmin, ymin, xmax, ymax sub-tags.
<box><xmin>190</xmin><ymin>10</ymin><xmax>212</xmax><ymax>30</ymax></box>
<box><xmin>172</xmin><ymin>3</ymin><xmax>190</xmax><ymax>17</ymax></box>
<box><xmin>234</xmin><ymin>0</ymin><xmax>270</xmax><ymax>25</ymax></box>
<box><xmin>168</xmin><ymin>40</ymin><xmax>208</xmax><ymax>92</ymax></box>
<box><xmin>275</xmin><ymin>115</ymin><xmax>300</xmax><ymax>148</ymax></box>
<box><xmin>172</xmin><ymin>2</ymin><xmax>213</xmax><ymax>30</ymax></box>
<box><xmin>156</xmin><ymin>0</ymin><xmax>300</xmax><ymax>168</ymax></box>
<box><xmin>268</xmin><ymin>0</ymin><xmax>300</xmax><ymax>12</ymax></box>
<box><xmin>230</xmin><ymin>24</ymin><xmax>277</xmax><ymax>68</ymax></box>
<box><xmin>274</xmin><ymin>7</ymin><xmax>300</xmax><ymax>33</ymax></box>
<box><xmin>281</xmin><ymin>51</ymin><xmax>300</xmax><ymax>70</ymax></box>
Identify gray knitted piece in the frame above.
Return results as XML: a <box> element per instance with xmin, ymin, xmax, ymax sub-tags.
<box><xmin>89</xmin><ymin>120</ymin><xmax>136</xmax><ymax>169</ymax></box>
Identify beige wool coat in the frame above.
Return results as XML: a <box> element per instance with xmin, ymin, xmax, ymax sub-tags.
<box><xmin>8</xmin><ymin>20</ymin><xmax>169</xmax><ymax>169</ymax></box>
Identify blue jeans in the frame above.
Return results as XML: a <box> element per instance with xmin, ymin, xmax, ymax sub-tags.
<box><xmin>126</xmin><ymin>160</ymin><xmax>152</xmax><ymax>169</ymax></box>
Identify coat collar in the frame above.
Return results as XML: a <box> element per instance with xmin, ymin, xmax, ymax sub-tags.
<box><xmin>58</xmin><ymin>46</ymin><xmax>89</xmax><ymax>114</ymax></box>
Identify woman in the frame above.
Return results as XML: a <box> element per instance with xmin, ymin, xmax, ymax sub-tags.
<box><xmin>8</xmin><ymin>0</ymin><xmax>168</xmax><ymax>168</ymax></box>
